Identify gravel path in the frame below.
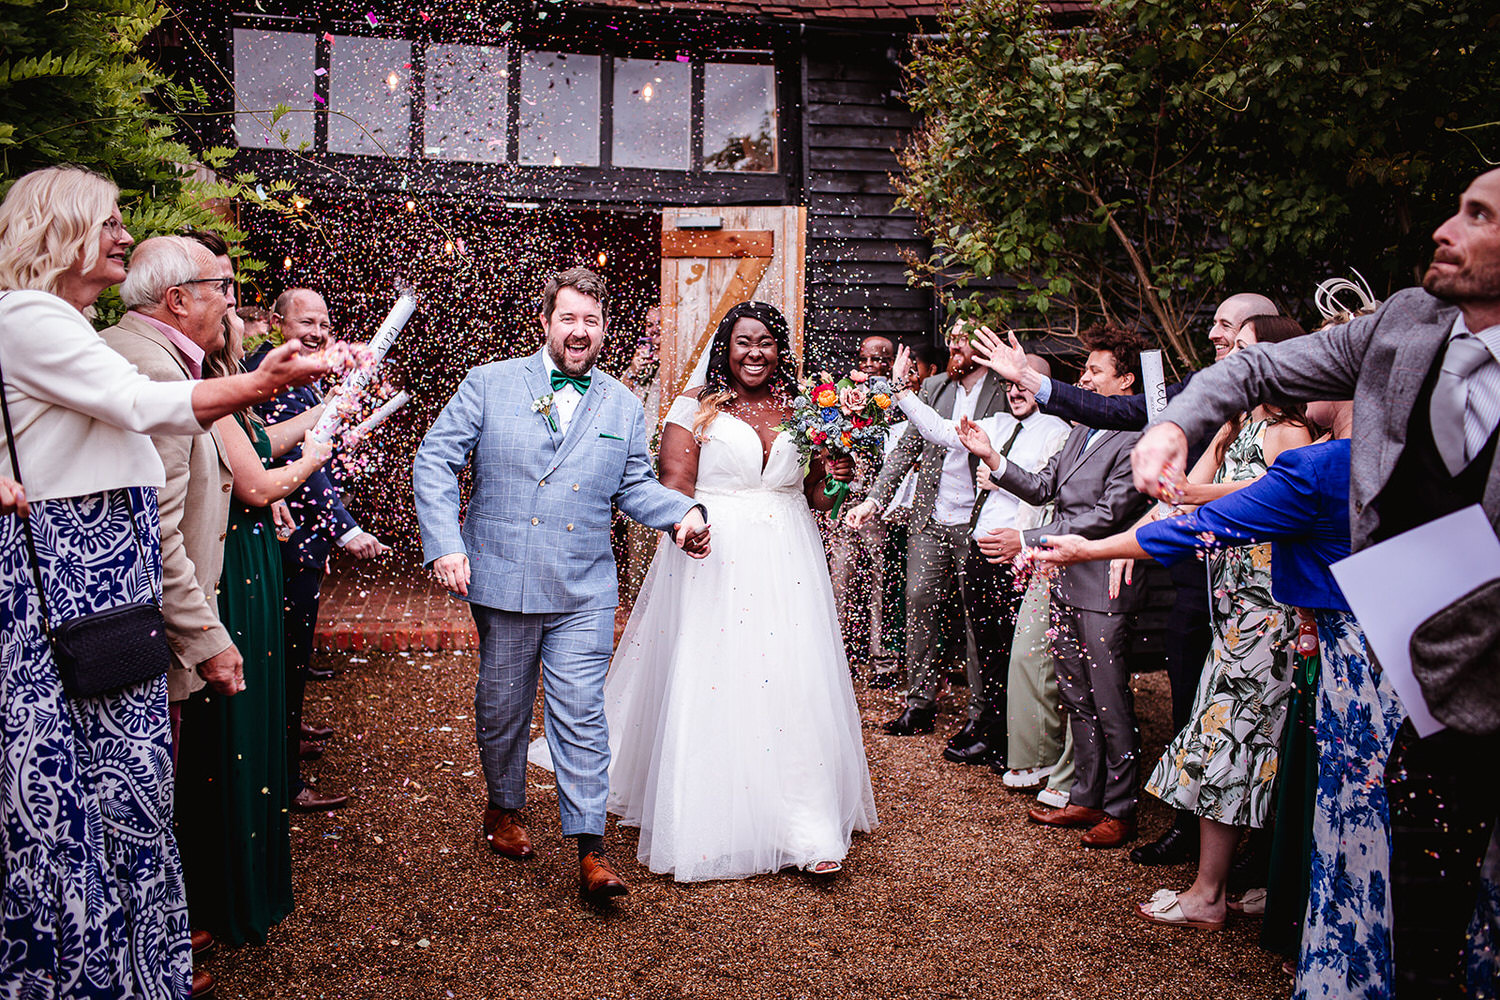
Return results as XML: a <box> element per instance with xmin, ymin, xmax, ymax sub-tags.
<box><xmin>207</xmin><ymin>648</ymin><xmax>1290</xmax><ymax>999</ymax></box>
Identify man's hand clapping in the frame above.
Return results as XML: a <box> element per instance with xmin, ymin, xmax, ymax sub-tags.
<box><xmin>674</xmin><ymin>506</ymin><xmax>711</xmax><ymax>559</ymax></box>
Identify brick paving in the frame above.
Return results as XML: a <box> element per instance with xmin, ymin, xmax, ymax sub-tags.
<box><xmin>314</xmin><ymin>552</ymin><xmax>478</xmax><ymax>653</ymax></box>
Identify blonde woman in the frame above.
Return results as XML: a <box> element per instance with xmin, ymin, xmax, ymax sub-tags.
<box><xmin>0</xmin><ymin>166</ymin><xmax>327</xmax><ymax>998</ymax></box>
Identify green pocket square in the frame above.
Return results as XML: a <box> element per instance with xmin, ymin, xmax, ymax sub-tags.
<box><xmin>599</xmin><ymin>432</ymin><xmax>625</xmax><ymax>440</ymax></box>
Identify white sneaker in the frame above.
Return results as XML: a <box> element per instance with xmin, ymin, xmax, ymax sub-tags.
<box><xmin>1035</xmin><ymin>786</ymin><xmax>1069</xmax><ymax>809</ymax></box>
<box><xmin>1002</xmin><ymin>765</ymin><xmax>1055</xmax><ymax>789</ymax></box>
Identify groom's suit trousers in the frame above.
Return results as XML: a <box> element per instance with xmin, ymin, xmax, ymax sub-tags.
<box><xmin>471</xmin><ymin>604</ymin><xmax>617</xmax><ymax>836</ymax></box>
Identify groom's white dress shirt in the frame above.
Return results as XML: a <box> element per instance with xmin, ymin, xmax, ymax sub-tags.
<box><xmin>541</xmin><ymin>350</ymin><xmax>585</xmax><ymax>434</ymax></box>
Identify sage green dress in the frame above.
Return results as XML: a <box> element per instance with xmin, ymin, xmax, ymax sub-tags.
<box><xmin>1146</xmin><ymin>420</ymin><xmax>1296</xmax><ymax>828</ymax></box>
<box><xmin>174</xmin><ymin>419</ymin><xmax>293</xmax><ymax>944</ymax></box>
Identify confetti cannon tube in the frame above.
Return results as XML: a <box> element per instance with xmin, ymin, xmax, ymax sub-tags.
<box><xmin>311</xmin><ymin>292</ymin><xmax>418</xmax><ymax>444</ymax></box>
<box><xmin>347</xmin><ymin>390</ymin><xmax>410</xmax><ymax>443</ymax></box>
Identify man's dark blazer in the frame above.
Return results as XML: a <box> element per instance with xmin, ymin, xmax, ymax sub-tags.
<box><xmin>246</xmin><ymin>343</ymin><xmax>359</xmax><ymax>569</ymax></box>
<box><xmin>1040</xmin><ymin>373</ymin><xmax>1195</xmax><ymax>431</ymax></box>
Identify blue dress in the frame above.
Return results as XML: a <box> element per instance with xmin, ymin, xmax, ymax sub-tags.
<box><xmin>0</xmin><ymin>488</ymin><xmax>191</xmax><ymax>999</ymax></box>
<box><xmin>1138</xmin><ymin>441</ymin><xmax>1404</xmax><ymax>1000</ymax></box>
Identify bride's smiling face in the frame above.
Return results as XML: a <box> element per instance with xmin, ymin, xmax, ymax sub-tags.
<box><xmin>726</xmin><ymin>317</ymin><xmax>778</xmax><ymax>391</ymax></box>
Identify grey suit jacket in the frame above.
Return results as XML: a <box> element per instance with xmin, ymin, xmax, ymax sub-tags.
<box><xmin>867</xmin><ymin>371</ymin><xmax>1009</xmax><ymax>531</ymax></box>
<box><xmin>413</xmin><ymin>349</ymin><xmax>699</xmax><ymax>614</ymax></box>
<box><xmin>994</xmin><ymin>425</ymin><xmax>1152</xmax><ymax>614</ymax></box>
<box><xmin>1157</xmin><ymin>287</ymin><xmax>1495</xmax><ymax>552</ymax></box>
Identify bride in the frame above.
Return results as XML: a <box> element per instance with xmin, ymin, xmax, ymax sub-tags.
<box><xmin>537</xmin><ymin>301</ymin><xmax>877</xmax><ymax>881</ymax></box>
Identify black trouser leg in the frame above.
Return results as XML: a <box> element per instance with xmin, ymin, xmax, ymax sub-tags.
<box><xmin>960</xmin><ymin>544</ymin><xmax>1020</xmax><ymax>740</ymax></box>
<box><xmin>283</xmin><ymin>562</ymin><xmax>323</xmax><ymax>796</ymax></box>
<box><xmin>1386</xmin><ymin>723</ymin><xmax>1500</xmax><ymax>999</ymax></box>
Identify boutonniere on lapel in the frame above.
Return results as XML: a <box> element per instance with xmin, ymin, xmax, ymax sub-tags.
<box><xmin>531</xmin><ymin>392</ymin><xmax>558</xmax><ymax>432</ymax></box>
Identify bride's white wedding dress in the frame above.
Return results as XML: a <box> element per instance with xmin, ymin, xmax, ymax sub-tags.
<box><xmin>531</xmin><ymin>394</ymin><xmax>877</xmax><ymax>881</ymax></box>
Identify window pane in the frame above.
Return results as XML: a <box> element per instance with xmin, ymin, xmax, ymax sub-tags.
<box><xmin>704</xmin><ymin>63</ymin><xmax>777</xmax><ymax>173</ymax></box>
<box><xmin>233</xmin><ymin>29</ymin><xmax>316</xmax><ymax>150</ymax></box>
<box><xmin>519</xmin><ymin>51</ymin><xmax>600</xmax><ymax>167</ymax></box>
<box><xmin>611</xmin><ymin>58</ymin><xmax>690</xmax><ymax>170</ymax></box>
<box><xmin>426</xmin><ymin>44</ymin><xmax>509</xmax><ymax>162</ymax></box>
<box><xmin>329</xmin><ymin>36</ymin><xmax>411</xmax><ymax>156</ymax></box>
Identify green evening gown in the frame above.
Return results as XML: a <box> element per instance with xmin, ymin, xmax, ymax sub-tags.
<box><xmin>175</xmin><ymin>418</ymin><xmax>294</xmax><ymax>945</ymax></box>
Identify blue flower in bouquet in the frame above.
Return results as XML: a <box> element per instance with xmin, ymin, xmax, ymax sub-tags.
<box><xmin>821</xmin><ymin>406</ymin><xmax>840</xmax><ymax>422</ymax></box>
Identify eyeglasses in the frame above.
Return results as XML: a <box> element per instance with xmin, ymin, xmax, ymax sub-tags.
<box><xmin>101</xmin><ymin>218</ymin><xmax>128</xmax><ymax>239</ymax></box>
<box><xmin>181</xmin><ymin>277</ymin><xmax>236</xmax><ymax>295</ymax></box>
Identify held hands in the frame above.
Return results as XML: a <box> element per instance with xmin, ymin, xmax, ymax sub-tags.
<box><xmin>256</xmin><ymin>339</ymin><xmax>333</xmax><ymax>395</ymax></box>
<box><xmin>197</xmin><ymin>644</ymin><xmax>246</xmax><ymax>696</ymax></box>
<box><xmin>1132</xmin><ymin>423</ymin><xmax>1190</xmax><ymax>498</ymax></box>
<box><xmin>432</xmin><ymin>552</ymin><xmax>471</xmax><ymax>596</ymax></box>
<box><xmin>345</xmin><ymin>531</ymin><xmax>390</xmax><ymax>559</ymax></box>
<box><xmin>843</xmin><ymin>497</ymin><xmax>879</xmax><ymax>530</ymax></box>
<box><xmin>977</xmin><ymin>527</ymin><xmax>1024</xmax><ymax>564</ymax></box>
<box><xmin>673</xmin><ymin>506</ymin><xmax>711</xmax><ymax>559</ymax></box>
<box><xmin>0</xmin><ymin>477</ymin><xmax>27</xmax><ymax>518</ymax></box>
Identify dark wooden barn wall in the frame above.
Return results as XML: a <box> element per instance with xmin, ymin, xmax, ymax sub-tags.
<box><xmin>800</xmin><ymin>30</ymin><xmax>935</xmax><ymax>369</ymax></box>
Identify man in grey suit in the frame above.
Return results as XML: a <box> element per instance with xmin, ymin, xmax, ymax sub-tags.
<box><xmin>1131</xmin><ymin>168</ymin><xmax>1500</xmax><ymax>997</ymax></box>
<box><xmin>845</xmin><ymin>322</ymin><xmax>1011</xmax><ymax>745</ymax></box>
<box><xmin>979</xmin><ymin>324</ymin><xmax>1154</xmax><ymax>849</ymax></box>
<box><xmin>414</xmin><ymin>267</ymin><xmax>709</xmax><ymax>900</ymax></box>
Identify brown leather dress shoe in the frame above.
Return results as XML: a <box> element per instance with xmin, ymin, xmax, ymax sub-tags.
<box><xmin>580</xmin><ymin>851</ymin><xmax>629</xmax><ymax>898</ymax></box>
<box><xmin>1027</xmin><ymin>803</ymin><xmax>1108</xmax><ymax>828</ymax></box>
<box><xmin>190</xmin><ymin>929</ymin><xmax>215</xmax><ymax>958</ymax></box>
<box><xmin>291</xmin><ymin>787</ymin><xmax>350</xmax><ymax>811</ymax></box>
<box><xmin>481</xmin><ymin>807</ymin><xmax>534</xmax><ymax>858</ymax></box>
<box><xmin>298</xmin><ymin>739</ymin><xmax>324</xmax><ymax>761</ymax></box>
<box><xmin>191</xmin><ymin>969</ymin><xmax>216</xmax><ymax>998</ymax></box>
<box><xmin>301</xmin><ymin>722</ymin><xmax>335</xmax><ymax>740</ymax></box>
<box><xmin>1081</xmin><ymin>814</ymin><xmax>1138</xmax><ymax>849</ymax></box>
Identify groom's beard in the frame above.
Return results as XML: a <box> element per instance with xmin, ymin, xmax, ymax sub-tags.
<box><xmin>547</xmin><ymin>338</ymin><xmax>602</xmax><ymax>377</ymax></box>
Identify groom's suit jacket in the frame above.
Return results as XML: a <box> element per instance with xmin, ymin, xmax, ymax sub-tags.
<box><xmin>414</xmin><ymin>348</ymin><xmax>698</xmax><ymax>614</ymax></box>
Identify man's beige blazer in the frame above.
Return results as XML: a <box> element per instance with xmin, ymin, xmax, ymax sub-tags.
<box><xmin>102</xmin><ymin>312</ymin><xmax>233</xmax><ymax>701</ymax></box>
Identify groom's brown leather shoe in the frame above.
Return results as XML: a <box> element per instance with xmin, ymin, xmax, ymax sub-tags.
<box><xmin>481</xmin><ymin>807</ymin><xmax>533</xmax><ymax>858</ymax></box>
<box><xmin>580</xmin><ymin>852</ymin><xmax>629</xmax><ymax>898</ymax></box>
<box><xmin>1027</xmin><ymin>803</ymin><xmax>1107</xmax><ymax>828</ymax></box>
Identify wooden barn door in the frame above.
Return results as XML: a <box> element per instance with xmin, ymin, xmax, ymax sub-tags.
<box><xmin>655</xmin><ymin>206</ymin><xmax>806</xmax><ymax>426</ymax></box>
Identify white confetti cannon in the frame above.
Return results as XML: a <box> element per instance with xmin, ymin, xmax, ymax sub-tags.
<box><xmin>310</xmin><ymin>291</ymin><xmax>418</xmax><ymax>445</ymax></box>
<box><xmin>346</xmin><ymin>389</ymin><xmax>410</xmax><ymax>444</ymax></box>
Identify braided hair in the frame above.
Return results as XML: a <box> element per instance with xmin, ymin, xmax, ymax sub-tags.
<box><xmin>691</xmin><ymin>301</ymin><xmax>797</xmax><ymax>439</ymax></box>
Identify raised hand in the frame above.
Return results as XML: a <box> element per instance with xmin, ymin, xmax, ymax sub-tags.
<box><xmin>1131</xmin><ymin>423</ymin><xmax>1190</xmax><ymax>498</ymax></box>
<box><xmin>891</xmin><ymin>344</ymin><xmax>913</xmax><ymax>390</ymax></box>
<box><xmin>956</xmin><ymin>416</ymin><xmax>997</xmax><ymax>463</ymax></box>
<box><xmin>971</xmin><ymin>327</ymin><xmax>1037</xmax><ymax>390</ymax></box>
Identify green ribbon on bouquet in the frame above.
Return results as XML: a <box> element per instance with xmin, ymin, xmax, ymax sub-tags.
<box><xmin>823</xmin><ymin>476</ymin><xmax>851</xmax><ymax>518</ymax></box>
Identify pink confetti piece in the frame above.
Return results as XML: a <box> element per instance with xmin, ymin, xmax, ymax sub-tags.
<box><xmin>312</xmin><ymin>93</ymin><xmax>326</xmax><ymax>104</ymax></box>
<box><xmin>313</xmin><ymin>67</ymin><xmax>327</xmax><ymax>76</ymax></box>
<box><xmin>419</xmin><ymin>10</ymin><xmax>431</xmax><ymax>20</ymax></box>
<box><xmin>323</xmin><ymin>31</ymin><xmax>335</xmax><ymax>43</ymax></box>
<box><xmin>365</xmin><ymin>11</ymin><xmax>379</xmax><ymax>26</ymax></box>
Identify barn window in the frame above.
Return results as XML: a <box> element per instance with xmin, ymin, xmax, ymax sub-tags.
<box><xmin>704</xmin><ymin>63</ymin><xmax>778</xmax><ymax>173</ymax></box>
<box><xmin>327</xmin><ymin>36</ymin><xmax>412</xmax><ymax>156</ymax></box>
<box><xmin>231</xmin><ymin>28</ymin><xmax>316</xmax><ymax>150</ymax></box>
<box><xmin>520</xmin><ymin>51</ymin><xmax>601</xmax><ymax>167</ymax></box>
<box><xmin>426</xmin><ymin>44</ymin><xmax>510</xmax><ymax>163</ymax></box>
<box><xmin>611</xmin><ymin>58</ymin><xmax>692</xmax><ymax>170</ymax></box>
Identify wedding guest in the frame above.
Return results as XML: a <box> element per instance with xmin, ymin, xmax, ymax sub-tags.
<box><xmin>965</xmin><ymin>324</ymin><xmax>1154</xmax><ymax>849</ymax></box>
<box><xmin>0</xmin><ymin>164</ymin><xmax>328</xmax><ymax>1000</ymax></box>
<box><xmin>237</xmin><ymin>304</ymin><xmax>271</xmax><ymax>349</ymax></box>
<box><xmin>829</xmin><ymin>334</ymin><xmax>897</xmax><ymax>675</ymax></box>
<box><xmin>249</xmin><ymin>288</ymin><xmax>388</xmax><ymax>812</ymax></box>
<box><xmin>887</xmin><ymin>348</ymin><xmax>1069</xmax><ymax>765</ymax></box>
<box><xmin>174</xmin><ymin>236</ymin><xmax>334</xmax><ymax>947</ymax></box>
<box><xmin>1036</xmin><ymin>439</ymin><xmax>1404</xmax><ymax>998</ymax></box>
<box><xmin>1123</xmin><ymin>314</ymin><xmax>1314</xmax><ymax>927</ymax></box>
<box><xmin>846</xmin><ymin>322</ymin><xmax>1009</xmax><ymax>745</ymax></box>
<box><xmin>1131</xmin><ymin>167</ymin><xmax>1500</xmax><ymax>996</ymax></box>
<box><xmin>971</xmin><ymin>291</ymin><xmax>1280</xmax><ymax>867</ymax></box>
<box><xmin>871</xmin><ymin>339</ymin><xmax>948</xmax><ymax>688</ymax></box>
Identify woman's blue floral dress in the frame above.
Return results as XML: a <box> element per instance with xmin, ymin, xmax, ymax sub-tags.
<box><xmin>0</xmin><ymin>488</ymin><xmax>191</xmax><ymax>999</ymax></box>
<box><xmin>1294</xmin><ymin>610</ymin><xmax>1404</xmax><ymax>1000</ymax></box>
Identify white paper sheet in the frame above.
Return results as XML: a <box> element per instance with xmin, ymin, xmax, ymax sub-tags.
<box><xmin>1330</xmin><ymin>504</ymin><xmax>1500</xmax><ymax>737</ymax></box>
<box><xmin>1141</xmin><ymin>350</ymin><xmax>1167</xmax><ymax>423</ymax></box>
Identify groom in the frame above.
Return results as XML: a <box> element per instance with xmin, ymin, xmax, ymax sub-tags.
<box><xmin>413</xmin><ymin>267</ymin><xmax>709</xmax><ymax>899</ymax></box>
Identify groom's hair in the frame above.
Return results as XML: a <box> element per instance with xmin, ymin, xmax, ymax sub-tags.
<box><xmin>542</xmin><ymin>267</ymin><xmax>610</xmax><ymax>324</ymax></box>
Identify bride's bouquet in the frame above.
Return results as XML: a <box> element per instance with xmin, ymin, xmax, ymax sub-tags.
<box><xmin>780</xmin><ymin>369</ymin><xmax>899</xmax><ymax>516</ymax></box>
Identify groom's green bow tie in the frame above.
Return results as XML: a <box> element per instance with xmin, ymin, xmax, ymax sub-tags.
<box><xmin>550</xmin><ymin>369</ymin><xmax>591</xmax><ymax>395</ymax></box>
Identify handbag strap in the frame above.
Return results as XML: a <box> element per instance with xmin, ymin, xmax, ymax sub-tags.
<box><xmin>0</xmin><ymin>293</ymin><xmax>162</xmax><ymax>637</ymax></box>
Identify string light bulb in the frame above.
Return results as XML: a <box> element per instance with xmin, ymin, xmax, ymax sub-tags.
<box><xmin>641</xmin><ymin>83</ymin><xmax>654</xmax><ymax>103</ymax></box>
<box><xmin>405</xmin><ymin>200</ymin><xmax>416</xmax><ymax>212</ymax></box>
<box><xmin>597</xmin><ymin>251</ymin><xmax>608</xmax><ymax>267</ymax></box>
<box><xmin>282</xmin><ymin>255</ymin><xmax>293</xmax><ymax>270</ymax></box>
<box><xmin>386</xmin><ymin>71</ymin><xmax>401</xmax><ymax>92</ymax></box>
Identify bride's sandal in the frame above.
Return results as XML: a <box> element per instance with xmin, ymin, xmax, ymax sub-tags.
<box><xmin>802</xmin><ymin>860</ymin><xmax>842</xmax><ymax>876</ymax></box>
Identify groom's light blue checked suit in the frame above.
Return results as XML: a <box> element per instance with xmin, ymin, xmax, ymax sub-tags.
<box><xmin>413</xmin><ymin>348</ymin><xmax>700</xmax><ymax>835</ymax></box>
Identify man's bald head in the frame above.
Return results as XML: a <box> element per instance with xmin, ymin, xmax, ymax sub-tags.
<box><xmin>1209</xmin><ymin>292</ymin><xmax>1279</xmax><ymax>360</ymax></box>
<box><xmin>272</xmin><ymin>287</ymin><xmax>332</xmax><ymax>353</ymax></box>
<box><xmin>857</xmin><ymin>334</ymin><xmax>895</xmax><ymax>377</ymax></box>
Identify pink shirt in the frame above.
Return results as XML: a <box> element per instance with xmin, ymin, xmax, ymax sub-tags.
<box><xmin>130</xmin><ymin>311</ymin><xmax>205</xmax><ymax>379</ymax></box>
